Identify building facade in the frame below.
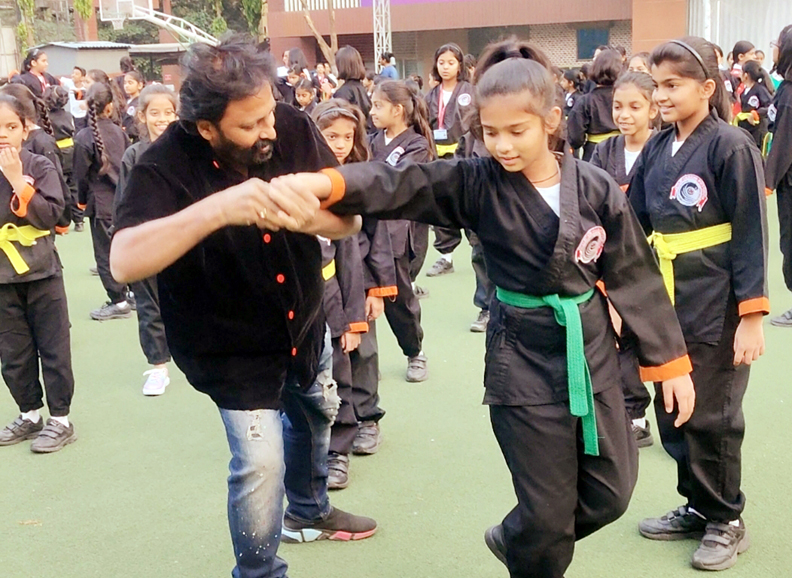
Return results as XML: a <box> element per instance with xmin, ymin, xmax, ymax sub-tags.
<box><xmin>269</xmin><ymin>0</ymin><xmax>688</xmax><ymax>74</ymax></box>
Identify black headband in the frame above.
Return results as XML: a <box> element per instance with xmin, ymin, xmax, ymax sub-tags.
<box><xmin>669</xmin><ymin>40</ymin><xmax>709</xmax><ymax>77</ymax></box>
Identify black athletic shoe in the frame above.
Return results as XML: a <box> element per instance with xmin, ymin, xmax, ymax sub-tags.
<box><xmin>425</xmin><ymin>257</ymin><xmax>454</xmax><ymax>277</ymax></box>
<box><xmin>413</xmin><ymin>285</ymin><xmax>430</xmax><ymax>299</ymax></box>
<box><xmin>692</xmin><ymin>520</ymin><xmax>750</xmax><ymax>571</ymax></box>
<box><xmin>484</xmin><ymin>525</ymin><xmax>507</xmax><ymax>566</ymax></box>
<box><xmin>327</xmin><ymin>452</ymin><xmax>349</xmax><ymax>490</ymax></box>
<box><xmin>639</xmin><ymin>505</ymin><xmax>707</xmax><ymax>540</ymax></box>
<box><xmin>632</xmin><ymin>420</ymin><xmax>654</xmax><ymax>448</ymax></box>
<box><xmin>470</xmin><ymin>309</ymin><xmax>490</xmax><ymax>333</ymax></box>
<box><xmin>0</xmin><ymin>416</ymin><xmax>44</xmax><ymax>446</ymax></box>
<box><xmin>406</xmin><ymin>354</ymin><xmax>428</xmax><ymax>382</ymax></box>
<box><xmin>30</xmin><ymin>419</ymin><xmax>77</xmax><ymax>453</ymax></box>
<box><xmin>352</xmin><ymin>421</ymin><xmax>381</xmax><ymax>455</ymax></box>
<box><xmin>74</xmin><ymin>222</ymin><xmax>84</xmax><ymax>232</ymax></box>
<box><xmin>90</xmin><ymin>301</ymin><xmax>132</xmax><ymax>321</ymax></box>
<box><xmin>281</xmin><ymin>507</ymin><xmax>377</xmax><ymax>543</ymax></box>
<box><xmin>770</xmin><ymin>308</ymin><xmax>792</xmax><ymax>327</ymax></box>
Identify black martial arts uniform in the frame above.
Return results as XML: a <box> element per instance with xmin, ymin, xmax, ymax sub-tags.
<box><xmin>23</xmin><ymin>128</ymin><xmax>71</xmax><ymax>232</ymax></box>
<box><xmin>425</xmin><ymin>80</ymin><xmax>475</xmax><ymax>256</ymax></box>
<box><xmin>122</xmin><ymin>97</ymin><xmax>141</xmax><ymax>143</ymax></box>
<box><xmin>563</xmin><ymin>90</ymin><xmax>580</xmax><ymax>118</ymax></box>
<box><xmin>737</xmin><ymin>83</ymin><xmax>773</xmax><ymax>150</ymax></box>
<box><xmin>369</xmin><ymin>128</ymin><xmax>431</xmax><ymax>360</ymax></box>
<box><xmin>115</xmin><ymin>140</ymin><xmax>171</xmax><ymax>366</ymax></box>
<box><xmin>322</xmin><ymin>235</ymin><xmax>369</xmax><ymax>456</ymax></box>
<box><xmin>10</xmin><ymin>71</ymin><xmax>60</xmax><ymax>99</ymax></box>
<box><xmin>49</xmin><ymin>108</ymin><xmax>80</xmax><ymax>227</ymax></box>
<box><xmin>591</xmin><ymin>133</ymin><xmax>657</xmax><ymax>422</ymax></box>
<box><xmin>320</xmin><ymin>151</ymin><xmax>692</xmax><ymax>578</ymax></box>
<box><xmin>334</xmin><ymin>79</ymin><xmax>372</xmax><ymax>128</ymax></box>
<box><xmin>768</xmin><ymin>81</ymin><xmax>792</xmax><ymax>294</ymax></box>
<box><xmin>0</xmin><ymin>150</ymin><xmax>74</xmax><ymax>418</ymax></box>
<box><xmin>74</xmin><ymin>117</ymin><xmax>130</xmax><ymax>304</ymax></box>
<box><xmin>567</xmin><ymin>86</ymin><xmax>619</xmax><ymax>161</ymax></box>
<box><xmin>630</xmin><ymin>110</ymin><xmax>769</xmax><ymax>524</ymax></box>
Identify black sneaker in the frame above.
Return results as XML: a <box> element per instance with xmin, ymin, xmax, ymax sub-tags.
<box><xmin>484</xmin><ymin>524</ymin><xmax>508</xmax><ymax>566</ymax></box>
<box><xmin>414</xmin><ymin>285</ymin><xmax>430</xmax><ymax>299</ymax></box>
<box><xmin>352</xmin><ymin>421</ymin><xmax>381</xmax><ymax>455</ymax></box>
<box><xmin>426</xmin><ymin>257</ymin><xmax>454</xmax><ymax>277</ymax></box>
<box><xmin>74</xmin><ymin>222</ymin><xmax>84</xmax><ymax>232</ymax></box>
<box><xmin>0</xmin><ymin>416</ymin><xmax>44</xmax><ymax>446</ymax></box>
<box><xmin>470</xmin><ymin>309</ymin><xmax>490</xmax><ymax>333</ymax></box>
<box><xmin>281</xmin><ymin>506</ymin><xmax>377</xmax><ymax>543</ymax></box>
<box><xmin>692</xmin><ymin>520</ymin><xmax>750</xmax><ymax>571</ymax></box>
<box><xmin>327</xmin><ymin>452</ymin><xmax>349</xmax><ymax>490</ymax></box>
<box><xmin>90</xmin><ymin>301</ymin><xmax>132</xmax><ymax>321</ymax></box>
<box><xmin>406</xmin><ymin>354</ymin><xmax>428</xmax><ymax>382</ymax></box>
<box><xmin>639</xmin><ymin>505</ymin><xmax>707</xmax><ymax>540</ymax></box>
<box><xmin>126</xmin><ymin>291</ymin><xmax>137</xmax><ymax>311</ymax></box>
<box><xmin>30</xmin><ymin>418</ymin><xmax>77</xmax><ymax>453</ymax></box>
<box><xmin>770</xmin><ymin>308</ymin><xmax>792</xmax><ymax>327</ymax></box>
<box><xmin>632</xmin><ymin>420</ymin><xmax>654</xmax><ymax>448</ymax></box>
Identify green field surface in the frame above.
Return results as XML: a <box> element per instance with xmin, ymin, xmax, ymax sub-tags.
<box><xmin>1</xmin><ymin>201</ymin><xmax>790</xmax><ymax>578</ymax></box>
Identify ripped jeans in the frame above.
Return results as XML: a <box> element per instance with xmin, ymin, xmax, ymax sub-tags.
<box><xmin>219</xmin><ymin>329</ymin><xmax>339</xmax><ymax>578</ymax></box>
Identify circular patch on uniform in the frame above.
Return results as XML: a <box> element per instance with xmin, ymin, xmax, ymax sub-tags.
<box><xmin>670</xmin><ymin>174</ymin><xmax>708</xmax><ymax>212</ymax></box>
<box><xmin>575</xmin><ymin>226</ymin><xmax>607</xmax><ymax>264</ymax></box>
<box><xmin>457</xmin><ymin>93</ymin><xmax>472</xmax><ymax>107</ymax></box>
<box><xmin>748</xmin><ymin>95</ymin><xmax>760</xmax><ymax>109</ymax></box>
<box><xmin>566</xmin><ymin>94</ymin><xmax>574</xmax><ymax>108</ymax></box>
<box><xmin>386</xmin><ymin>146</ymin><xmax>405</xmax><ymax>167</ymax></box>
<box><xmin>769</xmin><ymin>104</ymin><xmax>777</xmax><ymax>123</ymax></box>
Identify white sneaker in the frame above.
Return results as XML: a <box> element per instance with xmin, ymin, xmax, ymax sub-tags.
<box><xmin>142</xmin><ymin>368</ymin><xmax>170</xmax><ymax>396</ymax></box>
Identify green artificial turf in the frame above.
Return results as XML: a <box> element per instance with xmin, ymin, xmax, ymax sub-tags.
<box><xmin>1</xmin><ymin>202</ymin><xmax>790</xmax><ymax>578</ymax></box>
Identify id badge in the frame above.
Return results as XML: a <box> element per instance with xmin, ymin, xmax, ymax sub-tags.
<box><xmin>433</xmin><ymin>129</ymin><xmax>448</xmax><ymax>141</ymax></box>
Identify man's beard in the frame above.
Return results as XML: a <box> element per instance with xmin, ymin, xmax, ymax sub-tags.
<box><xmin>214</xmin><ymin>130</ymin><xmax>275</xmax><ymax>168</ymax></box>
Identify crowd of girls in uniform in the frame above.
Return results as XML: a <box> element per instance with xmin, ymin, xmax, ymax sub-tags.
<box><xmin>0</xmin><ymin>23</ymin><xmax>791</xmax><ymax>578</ymax></box>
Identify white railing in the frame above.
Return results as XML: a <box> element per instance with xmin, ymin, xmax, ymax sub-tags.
<box><xmin>284</xmin><ymin>0</ymin><xmax>361</xmax><ymax>11</ymax></box>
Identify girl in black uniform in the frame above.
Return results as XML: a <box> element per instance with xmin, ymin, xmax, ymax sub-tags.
<box><xmin>736</xmin><ymin>60</ymin><xmax>773</xmax><ymax>150</ymax></box>
<box><xmin>768</xmin><ymin>25</ymin><xmax>792</xmax><ymax>327</ymax></box>
<box><xmin>591</xmin><ymin>71</ymin><xmax>659</xmax><ymax>447</ymax></box>
<box><xmin>275</xmin><ymin>51</ymin><xmax>696</xmax><ymax>578</ymax></box>
<box><xmin>11</xmin><ymin>48</ymin><xmax>60</xmax><ymax>99</ymax></box>
<box><xmin>560</xmin><ymin>69</ymin><xmax>584</xmax><ymax>118</ymax></box>
<box><xmin>294</xmin><ymin>79</ymin><xmax>318</xmax><ymax>116</ymax></box>
<box><xmin>633</xmin><ymin>37</ymin><xmax>768</xmax><ymax>572</ymax></box>
<box><xmin>115</xmin><ymin>84</ymin><xmax>177</xmax><ymax>395</ymax></box>
<box><xmin>74</xmin><ymin>82</ymin><xmax>130</xmax><ymax>321</ymax></box>
<box><xmin>333</xmin><ymin>46</ymin><xmax>372</xmax><ymax>128</ymax></box>
<box><xmin>45</xmin><ymin>86</ymin><xmax>78</xmax><ymax>232</ymax></box>
<box><xmin>567</xmin><ymin>49</ymin><xmax>622</xmax><ymax>160</ymax></box>
<box><xmin>122</xmin><ymin>70</ymin><xmax>145</xmax><ymax>142</ymax></box>
<box><xmin>424</xmin><ymin>42</ymin><xmax>475</xmax><ymax>277</ymax></box>
<box><xmin>370</xmin><ymin>80</ymin><xmax>435</xmax><ymax>383</ymax></box>
<box><xmin>312</xmin><ymin>100</ymin><xmax>392</xmax><ymax>488</ymax></box>
<box><xmin>0</xmin><ymin>94</ymin><xmax>76</xmax><ymax>453</ymax></box>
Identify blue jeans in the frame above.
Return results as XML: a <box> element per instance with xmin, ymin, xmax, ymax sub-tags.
<box><xmin>218</xmin><ymin>329</ymin><xmax>339</xmax><ymax>578</ymax></box>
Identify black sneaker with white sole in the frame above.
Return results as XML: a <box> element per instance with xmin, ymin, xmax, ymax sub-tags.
<box><xmin>281</xmin><ymin>507</ymin><xmax>377</xmax><ymax>543</ymax></box>
<box><xmin>90</xmin><ymin>301</ymin><xmax>132</xmax><ymax>321</ymax></box>
<box><xmin>639</xmin><ymin>505</ymin><xmax>707</xmax><ymax>540</ymax></box>
<box><xmin>30</xmin><ymin>419</ymin><xmax>77</xmax><ymax>453</ymax></box>
<box><xmin>0</xmin><ymin>416</ymin><xmax>44</xmax><ymax>446</ymax></box>
<box><xmin>470</xmin><ymin>309</ymin><xmax>490</xmax><ymax>333</ymax></box>
<box><xmin>692</xmin><ymin>520</ymin><xmax>750</xmax><ymax>571</ymax></box>
<box><xmin>425</xmin><ymin>257</ymin><xmax>454</xmax><ymax>277</ymax></box>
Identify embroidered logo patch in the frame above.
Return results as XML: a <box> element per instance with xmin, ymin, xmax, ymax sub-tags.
<box><xmin>748</xmin><ymin>95</ymin><xmax>760</xmax><ymax>109</ymax></box>
<box><xmin>457</xmin><ymin>93</ymin><xmax>472</xmax><ymax>107</ymax></box>
<box><xmin>386</xmin><ymin>146</ymin><xmax>405</xmax><ymax>166</ymax></box>
<box><xmin>769</xmin><ymin>104</ymin><xmax>777</xmax><ymax>123</ymax></box>
<box><xmin>670</xmin><ymin>174</ymin><xmax>708</xmax><ymax>212</ymax></box>
<box><xmin>575</xmin><ymin>226</ymin><xmax>607</xmax><ymax>264</ymax></box>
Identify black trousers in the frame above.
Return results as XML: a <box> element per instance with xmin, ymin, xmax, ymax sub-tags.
<box><xmin>131</xmin><ymin>275</ymin><xmax>170</xmax><ymax>365</ymax></box>
<box><xmin>329</xmin><ymin>324</ymin><xmax>385</xmax><ymax>455</ymax></box>
<box><xmin>409</xmin><ymin>222</ymin><xmax>429</xmax><ymax>282</ymax></box>
<box><xmin>470</xmin><ymin>231</ymin><xmax>495</xmax><ymax>312</ymax></box>
<box><xmin>490</xmin><ymin>384</ymin><xmax>637</xmax><ymax>578</ymax></box>
<box><xmin>0</xmin><ymin>277</ymin><xmax>74</xmax><ymax>417</ymax></box>
<box><xmin>66</xmin><ymin>172</ymin><xmax>83</xmax><ymax>224</ymax></box>
<box><xmin>384</xmin><ymin>254</ymin><xmax>423</xmax><ymax>359</ymax></box>
<box><xmin>654</xmin><ymin>312</ymin><xmax>748</xmax><ymax>523</ymax></box>
<box><xmin>777</xmin><ymin>184</ymin><xmax>792</xmax><ymax>293</ymax></box>
<box><xmin>432</xmin><ymin>226</ymin><xmax>462</xmax><ymax>255</ymax></box>
<box><xmin>90</xmin><ymin>217</ymin><xmax>127</xmax><ymax>303</ymax></box>
<box><xmin>617</xmin><ymin>333</ymin><xmax>651</xmax><ymax>420</ymax></box>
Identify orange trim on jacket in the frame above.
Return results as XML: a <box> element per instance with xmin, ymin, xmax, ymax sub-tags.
<box><xmin>639</xmin><ymin>354</ymin><xmax>693</xmax><ymax>382</ymax></box>
<box><xmin>319</xmin><ymin>168</ymin><xmax>345</xmax><ymax>209</ymax></box>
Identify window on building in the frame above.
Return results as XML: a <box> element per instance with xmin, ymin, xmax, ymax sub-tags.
<box><xmin>577</xmin><ymin>28</ymin><xmax>610</xmax><ymax>60</ymax></box>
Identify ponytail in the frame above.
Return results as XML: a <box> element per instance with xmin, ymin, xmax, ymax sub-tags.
<box><xmin>86</xmin><ymin>82</ymin><xmax>113</xmax><ymax>175</ymax></box>
<box><xmin>474</xmin><ymin>37</ymin><xmax>553</xmax><ymax>85</ymax></box>
<box><xmin>375</xmin><ymin>80</ymin><xmax>437</xmax><ymax>159</ymax></box>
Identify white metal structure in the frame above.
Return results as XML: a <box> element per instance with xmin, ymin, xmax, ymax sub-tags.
<box><xmin>284</xmin><ymin>0</ymin><xmax>360</xmax><ymax>10</ymax></box>
<box><xmin>688</xmin><ymin>0</ymin><xmax>792</xmax><ymax>65</ymax></box>
<box><xmin>373</xmin><ymin>0</ymin><xmax>392</xmax><ymax>72</ymax></box>
<box><xmin>99</xmin><ymin>0</ymin><xmax>218</xmax><ymax>45</ymax></box>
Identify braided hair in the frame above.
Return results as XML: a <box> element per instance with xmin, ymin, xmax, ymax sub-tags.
<box><xmin>374</xmin><ymin>80</ymin><xmax>437</xmax><ymax>158</ymax></box>
<box><xmin>86</xmin><ymin>82</ymin><xmax>114</xmax><ymax>175</ymax></box>
<box><xmin>0</xmin><ymin>82</ymin><xmax>52</xmax><ymax>135</ymax></box>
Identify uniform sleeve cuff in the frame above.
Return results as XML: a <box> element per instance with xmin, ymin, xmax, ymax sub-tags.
<box><xmin>765</xmin><ymin>187</ymin><xmax>774</xmax><ymax>197</ymax></box>
<box><xmin>348</xmin><ymin>322</ymin><xmax>369</xmax><ymax>333</ymax></box>
<box><xmin>55</xmin><ymin>226</ymin><xmax>70</xmax><ymax>235</ymax></box>
<box><xmin>319</xmin><ymin>168</ymin><xmax>345</xmax><ymax>209</ymax></box>
<box><xmin>639</xmin><ymin>354</ymin><xmax>693</xmax><ymax>382</ymax></box>
<box><xmin>738</xmin><ymin>297</ymin><xmax>770</xmax><ymax>316</ymax></box>
<box><xmin>368</xmin><ymin>286</ymin><xmax>398</xmax><ymax>298</ymax></box>
<box><xmin>10</xmin><ymin>183</ymin><xmax>36</xmax><ymax>218</ymax></box>
<box><xmin>77</xmin><ymin>203</ymin><xmax>87</xmax><ymax>210</ymax></box>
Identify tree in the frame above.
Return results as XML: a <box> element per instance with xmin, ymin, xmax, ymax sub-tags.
<box><xmin>241</xmin><ymin>0</ymin><xmax>268</xmax><ymax>41</ymax></box>
<box><xmin>73</xmin><ymin>0</ymin><xmax>93</xmax><ymax>42</ymax></box>
<box><xmin>298</xmin><ymin>0</ymin><xmax>337</xmax><ymax>69</ymax></box>
<box><xmin>16</xmin><ymin>0</ymin><xmax>36</xmax><ymax>52</ymax></box>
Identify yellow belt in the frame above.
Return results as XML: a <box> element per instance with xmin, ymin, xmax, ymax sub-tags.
<box><xmin>322</xmin><ymin>259</ymin><xmax>336</xmax><ymax>281</ymax></box>
<box><xmin>435</xmin><ymin>143</ymin><xmax>458</xmax><ymax>157</ymax></box>
<box><xmin>586</xmin><ymin>131</ymin><xmax>620</xmax><ymax>144</ymax></box>
<box><xmin>649</xmin><ymin>223</ymin><xmax>732</xmax><ymax>304</ymax></box>
<box><xmin>0</xmin><ymin>224</ymin><xmax>51</xmax><ymax>275</ymax></box>
<box><xmin>56</xmin><ymin>137</ymin><xmax>74</xmax><ymax>149</ymax></box>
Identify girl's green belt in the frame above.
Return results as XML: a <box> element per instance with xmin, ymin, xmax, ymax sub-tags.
<box><xmin>495</xmin><ymin>286</ymin><xmax>599</xmax><ymax>456</ymax></box>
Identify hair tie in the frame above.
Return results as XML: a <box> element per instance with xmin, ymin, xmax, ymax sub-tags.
<box><xmin>505</xmin><ymin>49</ymin><xmax>523</xmax><ymax>60</ymax></box>
<box><xmin>669</xmin><ymin>40</ymin><xmax>709</xmax><ymax>76</ymax></box>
